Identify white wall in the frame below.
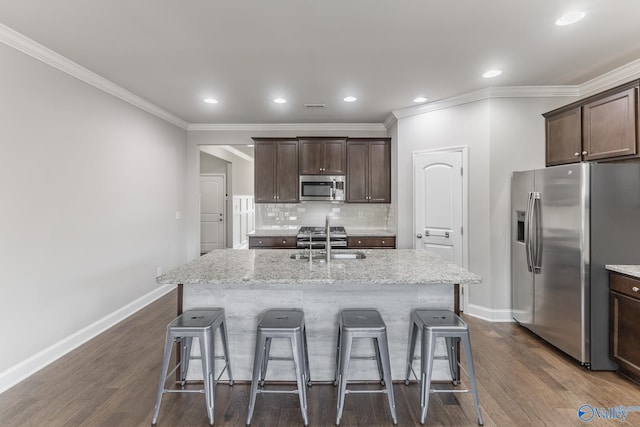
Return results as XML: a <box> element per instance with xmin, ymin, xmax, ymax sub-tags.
<box><xmin>395</xmin><ymin>96</ymin><xmax>575</xmax><ymax>319</ymax></box>
<box><xmin>0</xmin><ymin>43</ymin><xmax>188</xmax><ymax>385</ymax></box>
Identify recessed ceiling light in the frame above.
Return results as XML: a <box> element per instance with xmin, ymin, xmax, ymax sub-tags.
<box><xmin>556</xmin><ymin>11</ymin><xmax>586</xmax><ymax>26</ymax></box>
<box><xmin>483</xmin><ymin>69</ymin><xmax>502</xmax><ymax>78</ymax></box>
<box><xmin>203</xmin><ymin>98</ymin><xmax>218</xmax><ymax>104</ymax></box>
<box><xmin>413</xmin><ymin>97</ymin><xmax>428</xmax><ymax>103</ymax></box>
<box><xmin>344</xmin><ymin>96</ymin><xmax>357</xmax><ymax>102</ymax></box>
<box><xmin>273</xmin><ymin>98</ymin><xmax>287</xmax><ymax>104</ymax></box>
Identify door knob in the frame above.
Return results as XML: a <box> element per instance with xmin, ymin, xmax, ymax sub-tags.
<box><xmin>416</xmin><ymin>233</ymin><xmax>422</xmax><ymax>239</ymax></box>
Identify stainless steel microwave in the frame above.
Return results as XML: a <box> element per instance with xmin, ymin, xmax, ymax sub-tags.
<box><xmin>299</xmin><ymin>175</ymin><xmax>345</xmax><ymax>201</ymax></box>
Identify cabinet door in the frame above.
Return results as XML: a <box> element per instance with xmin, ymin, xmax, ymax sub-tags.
<box><xmin>583</xmin><ymin>86</ymin><xmax>638</xmax><ymax>161</ymax></box>
<box><xmin>368</xmin><ymin>140</ymin><xmax>391</xmax><ymax>203</ymax></box>
<box><xmin>611</xmin><ymin>291</ymin><xmax>640</xmax><ymax>378</ymax></box>
<box><xmin>254</xmin><ymin>141</ymin><xmax>276</xmax><ymax>203</ymax></box>
<box><xmin>346</xmin><ymin>141</ymin><xmax>369</xmax><ymax>202</ymax></box>
<box><xmin>545</xmin><ymin>107</ymin><xmax>582</xmax><ymax>166</ymax></box>
<box><xmin>299</xmin><ymin>140</ymin><xmax>323</xmax><ymax>174</ymax></box>
<box><xmin>275</xmin><ymin>141</ymin><xmax>299</xmax><ymax>202</ymax></box>
<box><xmin>323</xmin><ymin>139</ymin><xmax>346</xmax><ymax>174</ymax></box>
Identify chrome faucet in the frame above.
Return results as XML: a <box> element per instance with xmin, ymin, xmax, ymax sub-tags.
<box><xmin>325</xmin><ymin>215</ymin><xmax>331</xmax><ymax>263</ymax></box>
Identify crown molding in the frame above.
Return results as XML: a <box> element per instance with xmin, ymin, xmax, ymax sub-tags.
<box><xmin>579</xmin><ymin>57</ymin><xmax>640</xmax><ymax>98</ymax></box>
<box><xmin>188</xmin><ymin>122</ymin><xmax>387</xmax><ymax>132</ymax></box>
<box><xmin>0</xmin><ymin>23</ymin><xmax>189</xmax><ymax>130</ymax></box>
<box><xmin>392</xmin><ymin>85</ymin><xmax>580</xmax><ymax>120</ymax></box>
<box><xmin>4</xmin><ymin>21</ymin><xmax>640</xmax><ymax>132</ymax></box>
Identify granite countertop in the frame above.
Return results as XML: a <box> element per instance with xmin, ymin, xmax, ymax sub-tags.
<box><xmin>247</xmin><ymin>228</ymin><xmax>298</xmax><ymax>237</ymax></box>
<box><xmin>606</xmin><ymin>265</ymin><xmax>640</xmax><ymax>280</ymax></box>
<box><xmin>157</xmin><ymin>249</ymin><xmax>481</xmax><ymax>286</ymax></box>
<box><xmin>345</xmin><ymin>228</ymin><xmax>396</xmax><ymax>237</ymax></box>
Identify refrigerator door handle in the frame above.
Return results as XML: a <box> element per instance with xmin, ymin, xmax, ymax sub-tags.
<box><xmin>531</xmin><ymin>192</ymin><xmax>542</xmax><ymax>273</ymax></box>
<box><xmin>525</xmin><ymin>192</ymin><xmax>533</xmax><ymax>272</ymax></box>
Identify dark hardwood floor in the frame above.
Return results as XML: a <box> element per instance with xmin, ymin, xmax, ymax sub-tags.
<box><xmin>1</xmin><ymin>289</ymin><xmax>639</xmax><ymax>426</ymax></box>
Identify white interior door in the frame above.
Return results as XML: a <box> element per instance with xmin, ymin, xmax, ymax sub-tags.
<box><xmin>200</xmin><ymin>174</ymin><xmax>225</xmax><ymax>253</ymax></box>
<box><xmin>414</xmin><ymin>148</ymin><xmax>468</xmax><ymax>307</ymax></box>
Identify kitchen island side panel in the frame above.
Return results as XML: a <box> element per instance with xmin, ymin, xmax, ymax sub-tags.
<box><xmin>182</xmin><ymin>283</ymin><xmax>455</xmax><ymax>382</ymax></box>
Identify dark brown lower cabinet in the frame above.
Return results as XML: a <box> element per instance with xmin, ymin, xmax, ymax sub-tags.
<box><xmin>249</xmin><ymin>236</ymin><xmax>296</xmax><ymax>249</ymax></box>
<box><xmin>610</xmin><ymin>272</ymin><xmax>640</xmax><ymax>383</ymax></box>
<box><xmin>347</xmin><ymin>236</ymin><xmax>396</xmax><ymax>249</ymax></box>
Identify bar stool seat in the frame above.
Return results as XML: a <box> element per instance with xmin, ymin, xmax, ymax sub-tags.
<box><xmin>405</xmin><ymin>309</ymin><xmax>483</xmax><ymax>425</ymax></box>
<box><xmin>334</xmin><ymin>308</ymin><xmax>397</xmax><ymax>425</ymax></box>
<box><xmin>151</xmin><ymin>308</ymin><xmax>233</xmax><ymax>426</ymax></box>
<box><xmin>246</xmin><ymin>308</ymin><xmax>311</xmax><ymax>426</ymax></box>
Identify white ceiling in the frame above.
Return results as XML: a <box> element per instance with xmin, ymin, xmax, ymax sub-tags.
<box><xmin>2</xmin><ymin>0</ymin><xmax>640</xmax><ymax>125</ymax></box>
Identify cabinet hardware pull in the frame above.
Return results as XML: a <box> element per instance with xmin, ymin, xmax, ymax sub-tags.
<box><xmin>574</xmin><ymin>152</ymin><xmax>580</xmax><ymax>156</ymax></box>
<box><xmin>633</xmin><ymin>287</ymin><xmax>640</xmax><ymax>292</ymax></box>
<box><xmin>381</xmin><ymin>240</ymin><xmax>385</xmax><ymax>244</ymax></box>
<box><xmin>358</xmin><ymin>240</ymin><xmax>362</xmax><ymax>244</ymax></box>
<box><xmin>582</xmin><ymin>150</ymin><xmax>587</xmax><ymax>155</ymax></box>
<box><xmin>258</xmin><ymin>240</ymin><xmax>263</xmax><ymax>244</ymax></box>
<box><xmin>282</xmin><ymin>240</ymin><xmax>286</xmax><ymax>244</ymax></box>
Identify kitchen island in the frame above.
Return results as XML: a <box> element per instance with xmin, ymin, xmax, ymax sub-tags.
<box><xmin>157</xmin><ymin>249</ymin><xmax>481</xmax><ymax>381</ymax></box>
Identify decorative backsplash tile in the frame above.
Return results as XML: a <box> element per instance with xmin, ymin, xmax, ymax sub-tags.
<box><xmin>255</xmin><ymin>202</ymin><xmax>395</xmax><ymax>231</ymax></box>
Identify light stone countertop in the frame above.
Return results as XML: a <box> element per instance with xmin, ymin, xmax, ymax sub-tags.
<box><xmin>606</xmin><ymin>265</ymin><xmax>640</xmax><ymax>280</ymax></box>
<box><xmin>157</xmin><ymin>249</ymin><xmax>481</xmax><ymax>287</ymax></box>
<box><xmin>247</xmin><ymin>228</ymin><xmax>298</xmax><ymax>237</ymax></box>
<box><xmin>345</xmin><ymin>228</ymin><xmax>396</xmax><ymax>237</ymax></box>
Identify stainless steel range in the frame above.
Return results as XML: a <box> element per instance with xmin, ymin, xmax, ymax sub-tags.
<box><xmin>296</xmin><ymin>226</ymin><xmax>347</xmax><ymax>249</ymax></box>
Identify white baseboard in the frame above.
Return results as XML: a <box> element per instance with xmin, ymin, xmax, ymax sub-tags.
<box><xmin>0</xmin><ymin>284</ymin><xmax>176</xmax><ymax>395</ymax></box>
<box><xmin>463</xmin><ymin>303</ymin><xmax>514</xmax><ymax>322</ymax></box>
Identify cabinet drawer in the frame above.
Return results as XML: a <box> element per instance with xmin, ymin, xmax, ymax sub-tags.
<box><xmin>610</xmin><ymin>273</ymin><xmax>640</xmax><ymax>299</ymax></box>
<box><xmin>347</xmin><ymin>236</ymin><xmax>396</xmax><ymax>248</ymax></box>
<box><xmin>249</xmin><ymin>236</ymin><xmax>296</xmax><ymax>249</ymax></box>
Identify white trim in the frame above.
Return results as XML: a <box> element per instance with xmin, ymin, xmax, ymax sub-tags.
<box><xmin>220</xmin><ymin>146</ymin><xmax>253</xmax><ymax>162</ymax></box>
<box><xmin>463</xmin><ymin>304</ymin><xmax>514</xmax><ymax>323</ymax></box>
<box><xmin>188</xmin><ymin>122</ymin><xmax>387</xmax><ymax>132</ymax></box>
<box><xmin>0</xmin><ymin>284</ymin><xmax>176</xmax><ymax>395</ymax></box>
<box><xmin>0</xmin><ymin>23</ymin><xmax>188</xmax><ymax>130</ymax></box>
<box><xmin>579</xmin><ymin>57</ymin><xmax>640</xmax><ymax>98</ymax></box>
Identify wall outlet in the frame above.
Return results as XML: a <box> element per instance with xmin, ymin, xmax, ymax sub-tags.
<box><xmin>156</xmin><ymin>266</ymin><xmax>163</xmax><ymax>277</ymax></box>
<box><xmin>358</xmin><ymin>211</ymin><xmax>364</xmax><ymax>218</ymax></box>
<box><xmin>175</xmin><ymin>211</ymin><xmax>182</xmax><ymax>220</ymax></box>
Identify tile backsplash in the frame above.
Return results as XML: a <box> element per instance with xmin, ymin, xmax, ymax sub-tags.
<box><xmin>255</xmin><ymin>202</ymin><xmax>395</xmax><ymax>231</ymax></box>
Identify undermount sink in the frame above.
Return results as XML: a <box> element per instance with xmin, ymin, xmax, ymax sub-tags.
<box><xmin>290</xmin><ymin>251</ymin><xmax>367</xmax><ymax>261</ymax></box>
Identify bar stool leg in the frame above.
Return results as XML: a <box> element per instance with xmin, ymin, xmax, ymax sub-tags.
<box><xmin>373</xmin><ymin>338</ymin><xmax>385</xmax><ymax>385</ymax></box>
<box><xmin>246</xmin><ymin>333</ymin><xmax>266</xmax><ymax>425</ymax></box>
<box><xmin>151</xmin><ymin>331</ymin><xmax>174</xmax><ymax>425</ymax></box>
<box><xmin>420</xmin><ymin>329</ymin><xmax>437</xmax><ymax>425</ymax></box>
<box><xmin>259</xmin><ymin>337</ymin><xmax>272</xmax><ymax>387</ymax></box>
<box><xmin>461</xmin><ymin>333</ymin><xmax>484</xmax><ymax>426</ymax></box>
<box><xmin>335</xmin><ymin>332</ymin><xmax>353</xmax><ymax>426</ymax></box>
<box><xmin>220</xmin><ymin>319</ymin><xmax>234</xmax><ymax>385</ymax></box>
<box><xmin>200</xmin><ymin>330</ymin><xmax>215</xmax><ymax>425</ymax></box>
<box><xmin>445</xmin><ymin>337</ymin><xmax>460</xmax><ymax>385</ymax></box>
<box><xmin>377</xmin><ymin>330</ymin><xmax>398</xmax><ymax>424</ymax></box>
<box><xmin>292</xmin><ymin>331</ymin><xmax>309</xmax><ymax>426</ymax></box>
<box><xmin>333</xmin><ymin>325</ymin><xmax>342</xmax><ymax>386</ymax></box>
<box><xmin>302</xmin><ymin>325</ymin><xmax>312</xmax><ymax>387</ymax></box>
<box><xmin>179</xmin><ymin>336</ymin><xmax>193</xmax><ymax>385</ymax></box>
<box><xmin>405</xmin><ymin>319</ymin><xmax>419</xmax><ymax>385</ymax></box>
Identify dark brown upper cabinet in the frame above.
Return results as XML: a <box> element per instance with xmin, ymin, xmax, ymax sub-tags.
<box><xmin>543</xmin><ymin>80</ymin><xmax>640</xmax><ymax>166</ymax></box>
<box><xmin>346</xmin><ymin>138</ymin><xmax>391</xmax><ymax>203</ymax></box>
<box><xmin>298</xmin><ymin>137</ymin><xmax>347</xmax><ymax>175</ymax></box>
<box><xmin>253</xmin><ymin>138</ymin><xmax>299</xmax><ymax>203</ymax></box>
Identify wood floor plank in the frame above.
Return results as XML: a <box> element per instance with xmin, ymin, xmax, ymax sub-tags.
<box><xmin>2</xmin><ymin>290</ymin><xmax>640</xmax><ymax>426</ymax></box>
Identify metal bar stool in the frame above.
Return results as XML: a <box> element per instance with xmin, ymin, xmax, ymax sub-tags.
<box><xmin>334</xmin><ymin>308</ymin><xmax>397</xmax><ymax>425</ymax></box>
<box><xmin>246</xmin><ymin>308</ymin><xmax>311</xmax><ymax>426</ymax></box>
<box><xmin>152</xmin><ymin>308</ymin><xmax>233</xmax><ymax>426</ymax></box>
<box><xmin>404</xmin><ymin>309</ymin><xmax>483</xmax><ymax>425</ymax></box>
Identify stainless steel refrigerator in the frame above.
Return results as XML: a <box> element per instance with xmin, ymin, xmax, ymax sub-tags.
<box><xmin>511</xmin><ymin>162</ymin><xmax>640</xmax><ymax>370</ymax></box>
